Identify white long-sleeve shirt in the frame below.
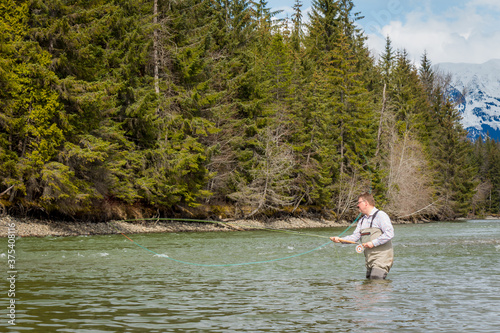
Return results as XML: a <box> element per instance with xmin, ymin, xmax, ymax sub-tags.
<box><xmin>342</xmin><ymin>208</ymin><xmax>394</xmax><ymax>247</ymax></box>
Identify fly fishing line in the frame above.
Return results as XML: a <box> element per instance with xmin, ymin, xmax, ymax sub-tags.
<box><xmin>110</xmin><ymin>213</ymin><xmax>362</xmax><ymax>267</ymax></box>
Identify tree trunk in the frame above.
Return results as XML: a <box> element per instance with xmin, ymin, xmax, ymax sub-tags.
<box><xmin>153</xmin><ymin>0</ymin><xmax>159</xmax><ymax>96</ymax></box>
<box><xmin>375</xmin><ymin>83</ymin><xmax>386</xmax><ymax>157</ymax></box>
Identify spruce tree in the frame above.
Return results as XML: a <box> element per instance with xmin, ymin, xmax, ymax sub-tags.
<box><xmin>419</xmin><ymin>51</ymin><xmax>435</xmax><ymax>96</ymax></box>
<box><xmin>486</xmin><ymin>139</ymin><xmax>500</xmax><ymax>213</ymax></box>
<box><xmin>302</xmin><ymin>0</ymin><xmax>376</xmax><ymax>215</ymax></box>
<box><xmin>306</xmin><ymin>0</ymin><xmax>340</xmax><ymax>55</ymax></box>
<box><xmin>428</xmin><ymin>96</ymin><xmax>477</xmax><ymax>218</ymax></box>
<box><xmin>0</xmin><ymin>0</ymin><xmax>74</xmax><ymax>214</ymax></box>
<box><xmin>291</xmin><ymin>0</ymin><xmax>303</xmax><ymax>52</ymax></box>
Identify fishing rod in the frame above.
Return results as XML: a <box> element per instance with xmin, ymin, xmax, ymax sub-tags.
<box><xmin>116</xmin><ymin>217</ymin><xmax>335</xmax><ymax>239</ymax></box>
<box><xmin>337</xmin><ymin>238</ymin><xmax>365</xmax><ymax>253</ymax></box>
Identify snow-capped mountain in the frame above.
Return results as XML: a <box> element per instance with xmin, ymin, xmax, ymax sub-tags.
<box><xmin>434</xmin><ymin>59</ymin><xmax>500</xmax><ymax>142</ymax></box>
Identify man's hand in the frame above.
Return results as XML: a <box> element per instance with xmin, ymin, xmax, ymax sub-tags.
<box><xmin>362</xmin><ymin>241</ymin><xmax>374</xmax><ymax>248</ymax></box>
<box><xmin>330</xmin><ymin>236</ymin><xmax>340</xmax><ymax>243</ymax></box>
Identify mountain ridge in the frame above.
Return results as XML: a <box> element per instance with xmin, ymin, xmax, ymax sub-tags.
<box><xmin>434</xmin><ymin>59</ymin><xmax>500</xmax><ymax>141</ymax></box>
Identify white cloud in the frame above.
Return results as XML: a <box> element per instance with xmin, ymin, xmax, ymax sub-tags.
<box><xmin>362</xmin><ymin>1</ymin><xmax>500</xmax><ymax>64</ymax></box>
<box><xmin>468</xmin><ymin>0</ymin><xmax>500</xmax><ymax>10</ymax></box>
<box><xmin>273</xmin><ymin>6</ymin><xmax>294</xmax><ymax>19</ymax></box>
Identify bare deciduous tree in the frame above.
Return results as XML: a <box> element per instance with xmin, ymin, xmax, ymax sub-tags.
<box><xmin>332</xmin><ymin>171</ymin><xmax>368</xmax><ymax>221</ymax></box>
<box><xmin>471</xmin><ymin>181</ymin><xmax>493</xmax><ymax>216</ymax></box>
<box><xmin>229</xmin><ymin>126</ymin><xmax>296</xmax><ymax>217</ymax></box>
<box><xmin>385</xmin><ymin>131</ymin><xmax>438</xmax><ymax>219</ymax></box>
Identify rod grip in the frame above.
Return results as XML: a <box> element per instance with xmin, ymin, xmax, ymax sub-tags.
<box><xmin>338</xmin><ymin>238</ymin><xmax>356</xmax><ymax>244</ymax></box>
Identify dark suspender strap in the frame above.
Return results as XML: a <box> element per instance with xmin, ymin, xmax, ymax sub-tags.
<box><xmin>358</xmin><ymin>209</ymin><xmax>380</xmax><ymax>229</ymax></box>
<box><xmin>358</xmin><ymin>215</ymin><xmax>366</xmax><ymax>227</ymax></box>
<box><xmin>369</xmin><ymin>209</ymin><xmax>380</xmax><ymax>228</ymax></box>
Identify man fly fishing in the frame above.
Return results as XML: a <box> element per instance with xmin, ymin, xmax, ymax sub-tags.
<box><xmin>330</xmin><ymin>192</ymin><xmax>394</xmax><ymax>280</ymax></box>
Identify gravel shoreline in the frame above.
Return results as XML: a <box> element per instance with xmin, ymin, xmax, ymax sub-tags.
<box><xmin>0</xmin><ymin>215</ymin><xmax>349</xmax><ymax>238</ymax></box>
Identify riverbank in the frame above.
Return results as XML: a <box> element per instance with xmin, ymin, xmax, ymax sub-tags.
<box><xmin>0</xmin><ymin>215</ymin><xmax>353</xmax><ymax>237</ymax></box>
<box><xmin>5</xmin><ymin>213</ymin><xmax>488</xmax><ymax>238</ymax></box>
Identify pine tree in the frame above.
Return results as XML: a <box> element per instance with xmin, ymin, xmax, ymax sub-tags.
<box><xmin>0</xmin><ymin>0</ymin><xmax>74</xmax><ymax>214</ymax></box>
<box><xmin>220</xmin><ymin>4</ymin><xmax>299</xmax><ymax>216</ymax></box>
<box><xmin>391</xmin><ymin>50</ymin><xmax>428</xmax><ymax>135</ymax></box>
<box><xmin>378</xmin><ymin>36</ymin><xmax>394</xmax><ymax>85</ymax></box>
<box><xmin>428</xmin><ymin>97</ymin><xmax>477</xmax><ymax>218</ymax></box>
<box><xmin>486</xmin><ymin>139</ymin><xmax>500</xmax><ymax>213</ymax></box>
<box><xmin>473</xmin><ymin>136</ymin><xmax>500</xmax><ymax>214</ymax></box>
<box><xmin>30</xmin><ymin>0</ymin><xmax>156</xmax><ymax>211</ymax></box>
<box><xmin>306</xmin><ymin>0</ymin><xmax>340</xmax><ymax>55</ymax></box>
<box><xmin>419</xmin><ymin>51</ymin><xmax>435</xmax><ymax>96</ymax></box>
<box><xmin>140</xmin><ymin>0</ymin><xmax>220</xmax><ymax>208</ymax></box>
<box><xmin>301</xmin><ymin>0</ymin><xmax>376</xmax><ymax>216</ymax></box>
<box><xmin>3</xmin><ymin>0</ymin><xmax>495</xmax><ymax>220</ymax></box>
<box><xmin>290</xmin><ymin>0</ymin><xmax>303</xmax><ymax>52</ymax></box>
<box><xmin>373</xmin><ymin>45</ymin><xmax>439</xmax><ymax>217</ymax></box>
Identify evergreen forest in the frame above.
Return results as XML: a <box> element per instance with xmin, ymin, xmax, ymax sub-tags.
<box><xmin>1</xmin><ymin>0</ymin><xmax>499</xmax><ymax>222</ymax></box>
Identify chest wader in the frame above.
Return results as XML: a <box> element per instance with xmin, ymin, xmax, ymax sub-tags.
<box><xmin>360</xmin><ymin>211</ymin><xmax>394</xmax><ymax>280</ymax></box>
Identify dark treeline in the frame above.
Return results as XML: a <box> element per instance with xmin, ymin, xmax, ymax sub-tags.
<box><xmin>1</xmin><ymin>0</ymin><xmax>499</xmax><ymax>221</ymax></box>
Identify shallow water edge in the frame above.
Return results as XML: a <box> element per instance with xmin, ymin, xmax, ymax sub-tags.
<box><xmin>0</xmin><ymin>214</ymin><xmax>438</xmax><ymax>238</ymax></box>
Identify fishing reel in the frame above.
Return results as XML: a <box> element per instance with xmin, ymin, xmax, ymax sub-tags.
<box><xmin>355</xmin><ymin>244</ymin><xmax>364</xmax><ymax>253</ymax></box>
<box><xmin>336</xmin><ymin>238</ymin><xmax>365</xmax><ymax>254</ymax></box>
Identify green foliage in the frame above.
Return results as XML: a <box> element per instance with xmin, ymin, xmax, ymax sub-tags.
<box><xmin>471</xmin><ymin>137</ymin><xmax>500</xmax><ymax>214</ymax></box>
<box><xmin>427</xmin><ymin>98</ymin><xmax>478</xmax><ymax>218</ymax></box>
<box><xmin>1</xmin><ymin>0</ymin><xmax>69</xmax><ymax>210</ymax></box>
<box><xmin>40</xmin><ymin>162</ymin><xmax>91</xmax><ymax>214</ymax></box>
<box><xmin>0</xmin><ymin>0</ymin><xmax>494</xmax><ymax>219</ymax></box>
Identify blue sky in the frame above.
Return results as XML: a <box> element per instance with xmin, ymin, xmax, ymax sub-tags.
<box><xmin>266</xmin><ymin>0</ymin><xmax>500</xmax><ymax>64</ymax></box>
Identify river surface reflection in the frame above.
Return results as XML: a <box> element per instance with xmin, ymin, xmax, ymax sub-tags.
<box><xmin>2</xmin><ymin>219</ymin><xmax>500</xmax><ymax>332</ymax></box>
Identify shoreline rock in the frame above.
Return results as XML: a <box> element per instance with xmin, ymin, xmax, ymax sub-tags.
<box><xmin>2</xmin><ymin>214</ymin><xmax>497</xmax><ymax>238</ymax></box>
<box><xmin>0</xmin><ymin>215</ymin><xmax>350</xmax><ymax>238</ymax></box>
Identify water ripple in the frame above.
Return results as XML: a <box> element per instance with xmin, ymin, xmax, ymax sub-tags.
<box><xmin>5</xmin><ymin>221</ymin><xmax>500</xmax><ymax>332</ymax></box>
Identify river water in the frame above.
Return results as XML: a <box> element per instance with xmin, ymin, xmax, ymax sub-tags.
<box><xmin>2</xmin><ymin>219</ymin><xmax>500</xmax><ymax>332</ymax></box>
